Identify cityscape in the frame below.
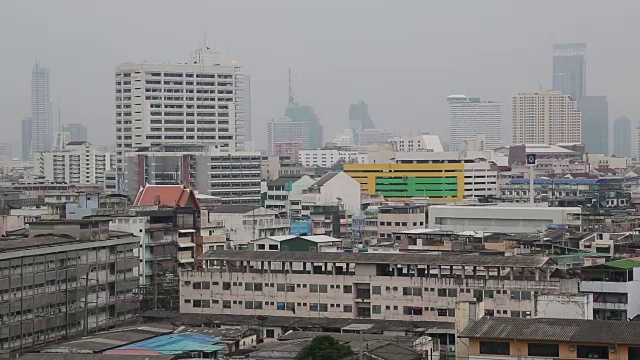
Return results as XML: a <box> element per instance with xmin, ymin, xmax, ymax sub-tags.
<box><xmin>3</xmin><ymin>1</ymin><xmax>640</xmax><ymax>360</ymax></box>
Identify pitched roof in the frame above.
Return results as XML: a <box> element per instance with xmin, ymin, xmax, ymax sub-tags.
<box><xmin>208</xmin><ymin>204</ymin><xmax>261</xmax><ymax>214</ymax></box>
<box><xmin>66</xmin><ymin>141</ymin><xmax>89</xmax><ymax>146</ymax></box>
<box><xmin>133</xmin><ymin>184</ymin><xmax>198</xmax><ymax>208</ymax></box>
<box><xmin>599</xmin><ymin>258</ymin><xmax>640</xmax><ymax>270</ymax></box>
<box><xmin>311</xmin><ymin>171</ymin><xmax>339</xmax><ymax>187</ymax></box>
<box><xmin>268</xmin><ymin>175</ymin><xmax>304</xmax><ymax>187</ymax></box>
<box><xmin>459</xmin><ymin>317</ymin><xmax>640</xmax><ymax>345</ymax></box>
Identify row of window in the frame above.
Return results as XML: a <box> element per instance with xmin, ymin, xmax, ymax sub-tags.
<box><xmin>478</xmin><ymin>341</ymin><xmax>631</xmax><ymax>360</ymax></box>
<box><xmin>186</xmin><ymin>281</ymin><xmax>532</xmax><ymax>300</ymax></box>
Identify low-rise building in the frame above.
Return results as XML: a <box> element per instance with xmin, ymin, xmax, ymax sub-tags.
<box><xmin>264</xmin><ymin>175</ymin><xmax>315</xmax><ymax>215</ymax></box>
<box><xmin>302</xmin><ymin>172</ymin><xmax>361</xmax><ymax>216</ymax></box>
<box><xmin>376</xmin><ymin>204</ymin><xmax>427</xmax><ymax>240</ymax></box>
<box><xmin>207</xmin><ymin>205</ymin><xmax>290</xmax><ymax>249</ymax></box>
<box><xmin>0</xmin><ymin>219</ymin><xmax>140</xmax><ymax>358</ymax></box>
<box><xmin>580</xmin><ymin>258</ymin><xmax>640</xmax><ymax>321</ymax></box>
<box><xmin>459</xmin><ymin>317</ymin><xmax>640</xmax><ymax>360</ymax></box>
<box><xmin>428</xmin><ymin>204</ymin><xmax>582</xmax><ymax>233</ymax></box>
<box><xmin>247</xmin><ymin>235</ymin><xmax>344</xmax><ymax>252</ymax></box>
<box><xmin>181</xmin><ymin>251</ymin><xmax>570</xmax><ymax>324</ymax></box>
<box><xmin>298</xmin><ymin>149</ymin><xmax>368</xmax><ymax>168</ymax></box>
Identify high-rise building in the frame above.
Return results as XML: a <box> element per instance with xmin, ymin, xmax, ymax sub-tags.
<box><xmin>579</xmin><ymin>96</ymin><xmax>608</xmax><ymax>154</ymax></box>
<box><xmin>348</xmin><ymin>100</ymin><xmax>374</xmax><ymax>144</ymax></box>
<box><xmin>447</xmin><ymin>95</ymin><xmax>503</xmax><ymax>151</ymax></box>
<box><xmin>30</xmin><ymin>62</ymin><xmax>53</xmax><ymax>154</ymax></box>
<box><xmin>552</xmin><ymin>43</ymin><xmax>586</xmax><ymax>101</ymax></box>
<box><xmin>114</xmin><ymin>48</ymin><xmax>247</xmax><ymax>172</ymax></box>
<box><xmin>238</xmin><ymin>74</ymin><xmax>252</xmax><ymax>150</ymax></box>
<box><xmin>64</xmin><ymin>122</ymin><xmax>88</xmax><ymax>142</ymax></box>
<box><xmin>613</xmin><ymin>116</ymin><xmax>632</xmax><ymax>157</ymax></box>
<box><xmin>512</xmin><ymin>91</ymin><xmax>582</xmax><ymax>145</ymax></box>
<box><xmin>267</xmin><ymin>116</ymin><xmax>310</xmax><ymax>155</ymax></box>
<box><xmin>21</xmin><ymin>117</ymin><xmax>32</xmax><ymax>160</ymax></box>
<box><xmin>359</xmin><ymin>129</ymin><xmax>393</xmax><ymax>146</ymax></box>
<box><xmin>285</xmin><ymin>69</ymin><xmax>323</xmax><ymax>148</ymax></box>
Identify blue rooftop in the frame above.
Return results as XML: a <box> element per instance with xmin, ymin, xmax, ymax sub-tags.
<box><xmin>117</xmin><ymin>333</ymin><xmax>224</xmax><ymax>355</ymax></box>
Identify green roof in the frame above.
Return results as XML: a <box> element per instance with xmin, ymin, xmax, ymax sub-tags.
<box><xmin>603</xmin><ymin>259</ymin><xmax>640</xmax><ymax>270</ymax></box>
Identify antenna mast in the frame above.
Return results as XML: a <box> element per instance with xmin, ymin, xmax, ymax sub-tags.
<box><xmin>288</xmin><ymin>68</ymin><xmax>294</xmax><ymax>105</ymax></box>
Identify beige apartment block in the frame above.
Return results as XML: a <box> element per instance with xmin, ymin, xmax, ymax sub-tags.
<box><xmin>180</xmin><ymin>251</ymin><xmax>573</xmax><ymax>322</ymax></box>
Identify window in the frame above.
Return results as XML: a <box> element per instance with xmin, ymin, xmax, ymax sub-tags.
<box><xmin>447</xmin><ymin>288</ymin><xmax>457</xmax><ymax>297</ymax></box>
<box><xmin>403</xmin><ymin>287</ymin><xmax>422</xmax><ymax>296</ymax></box>
<box><xmin>343</xmin><ymin>285</ymin><xmax>352</xmax><ymax>294</ymax></box>
<box><xmin>277</xmin><ymin>283</ymin><xmax>286</xmax><ymax>292</ymax></box>
<box><xmin>201</xmin><ymin>300</ymin><xmax>210</xmax><ymax>308</ymax></box>
<box><xmin>403</xmin><ymin>306</ymin><xmax>423</xmax><ymax>316</ymax></box>
<box><xmin>319</xmin><ymin>284</ymin><xmax>328</xmax><ymax>293</ymax></box>
<box><xmin>437</xmin><ymin>288</ymin><xmax>447</xmax><ymax>297</ymax></box>
<box><xmin>628</xmin><ymin>347</ymin><xmax>640</xmax><ymax>360</ymax></box>
<box><xmin>257</xmin><ymin>244</ymin><xmax>265</xmax><ymax>250</ymax></box>
<box><xmin>201</xmin><ymin>281</ymin><xmax>210</xmax><ymax>290</ymax></box>
<box><xmin>310</xmin><ymin>284</ymin><xmax>319</xmax><ymax>293</ymax></box>
<box><xmin>223</xmin><ymin>282</ymin><xmax>231</xmax><ymax>290</ymax></box>
<box><xmin>193</xmin><ymin>282</ymin><xmax>202</xmax><ymax>290</ymax></box>
<box><xmin>266</xmin><ymin>329</ymin><xmax>275</xmax><ymax>338</ymax></box>
<box><xmin>484</xmin><ymin>290</ymin><xmax>494</xmax><ymax>298</ymax></box>
<box><xmin>528</xmin><ymin>343</ymin><xmax>559</xmax><ymax>357</ymax></box>
<box><xmin>576</xmin><ymin>345</ymin><xmax>609</xmax><ymax>359</ymax></box>
<box><xmin>372</xmin><ymin>286</ymin><xmax>381</xmax><ymax>295</ymax></box>
<box><xmin>372</xmin><ymin>305</ymin><xmax>381</xmax><ymax>314</ymax></box>
<box><xmin>268</xmin><ymin>244</ymin><xmax>278</xmax><ymax>250</ymax></box>
<box><xmin>484</xmin><ymin>309</ymin><xmax>494</xmax><ymax>316</ymax></box>
<box><xmin>344</xmin><ymin>305</ymin><xmax>353</xmax><ymax>313</ymax></box>
<box><xmin>193</xmin><ymin>300</ymin><xmax>202</xmax><ymax>308</ymax></box>
<box><xmin>479</xmin><ymin>341</ymin><xmax>510</xmax><ymax>355</ymax></box>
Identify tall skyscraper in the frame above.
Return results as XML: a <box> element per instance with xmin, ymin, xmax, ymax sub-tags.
<box><xmin>21</xmin><ymin>117</ymin><xmax>32</xmax><ymax>160</ymax></box>
<box><xmin>613</xmin><ymin>116</ymin><xmax>632</xmax><ymax>157</ymax></box>
<box><xmin>267</xmin><ymin>116</ymin><xmax>310</xmax><ymax>155</ymax></box>
<box><xmin>512</xmin><ymin>91</ymin><xmax>582</xmax><ymax>145</ymax></box>
<box><xmin>348</xmin><ymin>100</ymin><xmax>374</xmax><ymax>144</ymax></box>
<box><xmin>31</xmin><ymin>62</ymin><xmax>53</xmax><ymax>154</ymax></box>
<box><xmin>579</xmin><ymin>96</ymin><xmax>608</xmax><ymax>154</ymax></box>
<box><xmin>447</xmin><ymin>95</ymin><xmax>503</xmax><ymax>151</ymax></box>
<box><xmin>114</xmin><ymin>48</ymin><xmax>247</xmax><ymax>172</ymax></box>
<box><xmin>64</xmin><ymin>123</ymin><xmax>88</xmax><ymax>142</ymax></box>
<box><xmin>285</xmin><ymin>69</ymin><xmax>323</xmax><ymax>148</ymax></box>
<box><xmin>552</xmin><ymin>43</ymin><xmax>586</xmax><ymax>101</ymax></box>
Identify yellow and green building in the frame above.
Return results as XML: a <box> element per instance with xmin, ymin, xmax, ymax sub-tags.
<box><xmin>344</xmin><ymin>163</ymin><xmax>465</xmax><ymax>201</ymax></box>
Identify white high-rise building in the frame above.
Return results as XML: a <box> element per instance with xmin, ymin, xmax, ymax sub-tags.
<box><xmin>31</xmin><ymin>62</ymin><xmax>53</xmax><ymax>154</ymax></box>
<box><xmin>34</xmin><ymin>141</ymin><xmax>114</xmax><ymax>184</ymax></box>
<box><xmin>114</xmin><ymin>48</ymin><xmax>247</xmax><ymax>172</ymax></box>
<box><xmin>512</xmin><ymin>90</ymin><xmax>582</xmax><ymax>145</ymax></box>
<box><xmin>447</xmin><ymin>95</ymin><xmax>503</xmax><ymax>151</ymax></box>
<box><xmin>266</xmin><ymin>116</ymin><xmax>310</xmax><ymax>155</ymax></box>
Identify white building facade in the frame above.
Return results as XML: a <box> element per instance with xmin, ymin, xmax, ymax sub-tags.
<box><xmin>512</xmin><ymin>91</ymin><xmax>582</xmax><ymax>145</ymax></box>
<box><xmin>391</xmin><ymin>134</ymin><xmax>444</xmax><ymax>153</ymax></box>
<box><xmin>266</xmin><ymin>117</ymin><xmax>310</xmax><ymax>155</ymax></box>
<box><xmin>114</xmin><ymin>48</ymin><xmax>248</xmax><ymax>172</ymax></box>
<box><xmin>447</xmin><ymin>95</ymin><xmax>503</xmax><ymax>151</ymax></box>
<box><xmin>34</xmin><ymin>141</ymin><xmax>114</xmax><ymax>184</ymax></box>
<box><xmin>298</xmin><ymin>149</ymin><xmax>367</xmax><ymax>168</ymax></box>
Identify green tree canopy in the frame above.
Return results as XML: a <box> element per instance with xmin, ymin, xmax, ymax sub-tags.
<box><xmin>296</xmin><ymin>335</ymin><xmax>353</xmax><ymax>360</ymax></box>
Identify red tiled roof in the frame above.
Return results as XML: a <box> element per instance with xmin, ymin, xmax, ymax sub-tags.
<box><xmin>133</xmin><ymin>184</ymin><xmax>198</xmax><ymax>208</ymax></box>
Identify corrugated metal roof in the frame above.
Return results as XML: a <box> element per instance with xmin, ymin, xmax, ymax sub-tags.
<box><xmin>600</xmin><ymin>258</ymin><xmax>640</xmax><ymax>269</ymax></box>
<box><xmin>199</xmin><ymin>250</ymin><xmax>552</xmax><ymax>268</ymax></box>
<box><xmin>19</xmin><ymin>355</ymin><xmax>174</xmax><ymax>360</ymax></box>
<box><xmin>112</xmin><ymin>333</ymin><xmax>225</xmax><ymax>355</ymax></box>
<box><xmin>459</xmin><ymin>317</ymin><xmax>640</xmax><ymax>345</ymax></box>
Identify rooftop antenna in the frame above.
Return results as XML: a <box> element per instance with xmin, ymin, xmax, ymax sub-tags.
<box><xmin>58</xmin><ymin>106</ymin><xmax>63</xmax><ymax>150</ymax></box>
<box><xmin>288</xmin><ymin>68</ymin><xmax>295</xmax><ymax>105</ymax></box>
<box><xmin>204</xmin><ymin>29</ymin><xmax>209</xmax><ymax>50</ymax></box>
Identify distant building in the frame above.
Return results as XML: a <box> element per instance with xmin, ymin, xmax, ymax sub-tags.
<box><xmin>512</xmin><ymin>91</ymin><xmax>582</xmax><ymax>145</ymax></box>
<box><xmin>30</xmin><ymin>62</ymin><xmax>53</xmax><ymax>153</ymax></box>
<box><xmin>266</xmin><ymin>117</ymin><xmax>310</xmax><ymax>155</ymax></box>
<box><xmin>273</xmin><ymin>141</ymin><xmax>303</xmax><ymax>161</ymax></box>
<box><xmin>64</xmin><ymin>123</ymin><xmax>88</xmax><ymax>142</ymax></box>
<box><xmin>613</xmin><ymin>116</ymin><xmax>632</xmax><ymax>157</ymax></box>
<box><xmin>579</xmin><ymin>96</ymin><xmax>608</xmax><ymax>155</ymax></box>
<box><xmin>391</xmin><ymin>134</ymin><xmax>444</xmax><ymax>152</ymax></box>
<box><xmin>298</xmin><ymin>149</ymin><xmax>367</xmax><ymax>168</ymax></box>
<box><xmin>34</xmin><ymin>141</ymin><xmax>114</xmax><ymax>184</ymax></box>
<box><xmin>348</xmin><ymin>100</ymin><xmax>375</xmax><ymax>144</ymax></box>
<box><xmin>447</xmin><ymin>95</ymin><xmax>503</xmax><ymax>151</ymax></box>
<box><xmin>553</xmin><ymin>43</ymin><xmax>586</xmax><ymax>101</ymax></box>
<box><xmin>207</xmin><ymin>205</ymin><xmax>290</xmax><ymax>249</ymax></box>
<box><xmin>21</xmin><ymin>117</ymin><xmax>32</xmax><ymax>160</ymax></box>
<box><xmin>359</xmin><ymin>129</ymin><xmax>393</xmax><ymax>146</ymax></box>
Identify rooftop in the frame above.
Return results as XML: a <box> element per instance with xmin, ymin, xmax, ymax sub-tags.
<box><xmin>311</xmin><ymin>171</ymin><xmax>339</xmax><ymax>187</ymax></box>
<box><xmin>0</xmin><ymin>231</ymin><xmax>136</xmax><ymax>254</ymax></box>
<box><xmin>18</xmin><ymin>355</ymin><xmax>174</xmax><ymax>360</ymax></box>
<box><xmin>133</xmin><ymin>184</ymin><xmax>197</xmax><ymax>208</ymax></box>
<box><xmin>107</xmin><ymin>332</ymin><xmax>225</xmax><ymax>355</ymax></box>
<box><xmin>208</xmin><ymin>204</ymin><xmax>262</xmax><ymax>214</ymax></box>
<box><xmin>199</xmin><ymin>250</ymin><xmax>552</xmax><ymax>268</ymax></box>
<box><xmin>268</xmin><ymin>175</ymin><xmax>305</xmax><ymax>187</ymax></box>
<box><xmin>262</xmin><ymin>235</ymin><xmax>342</xmax><ymax>243</ymax></box>
<box><xmin>459</xmin><ymin>317</ymin><xmax>640</xmax><ymax>346</ymax></box>
<box><xmin>587</xmin><ymin>257</ymin><xmax>640</xmax><ymax>270</ymax></box>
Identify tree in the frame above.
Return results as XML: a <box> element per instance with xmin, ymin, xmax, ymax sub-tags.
<box><xmin>296</xmin><ymin>335</ymin><xmax>353</xmax><ymax>360</ymax></box>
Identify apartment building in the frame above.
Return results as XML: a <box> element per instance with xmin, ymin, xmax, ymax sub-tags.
<box><xmin>376</xmin><ymin>204</ymin><xmax>427</xmax><ymax>240</ymax></box>
<box><xmin>123</xmin><ymin>145</ymin><xmax>261</xmax><ymax>204</ymax></box>
<box><xmin>391</xmin><ymin>134</ymin><xmax>444</xmax><ymax>152</ymax></box>
<box><xmin>0</xmin><ymin>219</ymin><xmax>140</xmax><ymax>358</ymax></box>
<box><xmin>33</xmin><ymin>141</ymin><xmax>114</xmax><ymax>185</ymax></box>
<box><xmin>459</xmin><ymin>317</ymin><xmax>640</xmax><ymax>360</ymax></box>
<box><xmin>180</xmin><ymin>251</ymin><xmax>568</xmax><ymax>323</ymax></box>
<box><xmin>266</xmin><ymin>117</ymin><xmax>309</xmax><ymax>156</ymax></box>
<box><xmin>264</xmin><ymin>175</ymin><xmax>316</xmax><ymax>215</ymax></box>
<box><xmin>114</xmin><ymin>48</ymin><xmax>248</xmax><ymax>172</ymax></box>
<box><xmin>580</xmin><ymin>258</ymin><xmax>640</xmax><ymax>321</ymax></box>
<box><xmin>512</xmin><ymin>91</ymin><xmax>582</xmax><ymax>145</ymax></box>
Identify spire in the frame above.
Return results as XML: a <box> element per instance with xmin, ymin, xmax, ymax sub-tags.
<box><xmin>288</xmin><ymin>68</ymin><xmax>295</xmax><ymax>105</ymax></box>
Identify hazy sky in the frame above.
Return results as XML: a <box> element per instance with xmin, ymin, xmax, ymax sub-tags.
<box><xmin>1</xmin><ymin>0</ymin><xmax>640</xmax><ymax>153</ymax></box>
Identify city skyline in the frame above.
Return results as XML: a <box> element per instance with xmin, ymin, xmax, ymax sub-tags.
<box><xmin>2</xmin><ymin>1</ymin><xmax>639</xmax><ymax>154</ymax></box>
